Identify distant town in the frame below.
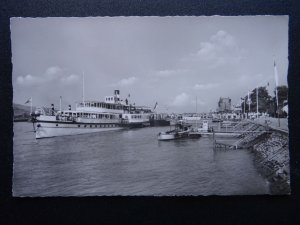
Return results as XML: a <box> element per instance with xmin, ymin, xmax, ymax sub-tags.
<box><xmin>14</xmin><ymin>84</ymin><xmax>288</xmax><ymax>123</ymax></box>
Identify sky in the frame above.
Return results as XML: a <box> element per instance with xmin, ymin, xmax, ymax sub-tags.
<box><xmin>11</xmin><ymin>16</ymin><xmax>288</xmax><ymax>113</ymax></box>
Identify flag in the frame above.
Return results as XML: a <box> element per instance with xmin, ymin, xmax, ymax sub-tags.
<box><xmin>24</xmin><ymin>97</ymin><xmax>31</xmax><ymax>104</ymax></box>
<box><xmin>274</xmin><ymin>61</ymin><xmax>279</xmax><ymax>87</ymax></box>
<box><xmin>247</xmin><ymin>91</ymin><xmax>251</xmax><ymax>104</ymax></box>
<box><xmin>154</xmin><ymin>102</ymin><xmax>158</xmax><ymax>110</ymax></box>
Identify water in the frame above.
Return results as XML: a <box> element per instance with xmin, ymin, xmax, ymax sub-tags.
<box><xmin>13</xmin><ymin>122</ymin><xmax>269</xmax><ymax>196</ymax></box>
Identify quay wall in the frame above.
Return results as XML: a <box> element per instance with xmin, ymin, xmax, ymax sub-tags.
<box><xmin>238</xmin><ymin>121</ymin><xmax>290</xmax><ymax>194</ymax></box>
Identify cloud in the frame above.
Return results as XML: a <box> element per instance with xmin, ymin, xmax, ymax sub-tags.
<box><xmin>185</xmin><ymin>30</ymin><xmax>243</xmax><ymax>68</ymax></box>
<box><xmin>44</xmin><ymin>66</ymin><xmax>63</xmax><ymax>80</ymax></box>
<box><xmin>170</xmin><ymin>93</ymin><xmax>190</xmax><ymax>107</ymax></box>
<box><xmin>193</xmin><ymin>83</ymin><xmax>220</xmax><ymax>90</ymax></box>
<box><xmin>46</xmin><ymin>66</ymin><xmax>62</xmax><ymax>76</ymax></box>
<box><xmin>61</xmin><ymin>74</ymin><xmax>80</xmax><ymax>85</ymax></box>
<box><xmin>155</xmin><ymin>69</ymin><xmax>188</xmax><ymax>77</ymax></box>
<box><xmin>191</xmin><ymin>98</ymin><xmax>205</xmax><ymax>106</ymax></box>
<box><xmin>16</xmin><ymin>66</ymin><xmax>80</xmax><ymax>87</ymax></box>
<box><xmin>169</xmin><ymin>93</ymin><xmax>206</xmax><ymax>113</ymax></box>
<box><xmin>16</xmin><ymin>74</ymin><xmax>42</xmax><ymax>86</ymax></box>
<box><xmin>114</xmin><ymin>76</ymin><xmax>138</xmax><ymax>86</ymax></box>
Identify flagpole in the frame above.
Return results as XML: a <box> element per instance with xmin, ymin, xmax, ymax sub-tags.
<box><xmin>243</xmin><ymin>98</ymin><xmax>245</xmax><ymax>119</ymax></box>
<box><xmin>248</xmin><ymin>91</ymin><xmax>250</xmax><ymax>118</ymax></box>
<box><xmin>30</xmin><ymin>97</ymin><xmax>32</xmax><ymax>115</ymax></box>
<box><xmin>274</xmin><ymin>60</ymin><xmax>280</xmax><ymax>127</ymax></box>
<box><xmin>82</xmin><ymin>71</ymin><xmax>85</xmax><ymax>104</ymax></box>
<box><xmin>256</xmin><ymin>87</ymin><xmax>258</xmax><ymax>119</ymax></box>
<box><xmin>60</xmin><ymin>96</ymin><xmax>62</xmax><ymax>111</ymax></box>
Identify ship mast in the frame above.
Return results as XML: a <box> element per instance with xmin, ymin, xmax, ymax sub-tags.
<box><xmin>82</xmin><ymin>71</ymin><xmax>85</xmax><ymax>104</ymax></box>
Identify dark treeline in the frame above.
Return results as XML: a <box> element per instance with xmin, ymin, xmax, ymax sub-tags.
<box><xmin>240</xmin><ymin>85</ymin><xmax>288</xmax><ymax>117</ymax></box>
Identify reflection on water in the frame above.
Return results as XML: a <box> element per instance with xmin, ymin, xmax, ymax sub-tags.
<box><xmin>13</xmin><ymin>122</ymin><xmax>269</xmax><ymax>196</ymax></box>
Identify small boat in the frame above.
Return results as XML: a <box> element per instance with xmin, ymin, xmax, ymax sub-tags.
<box><xmin>157</xmin><ymin>123</ymin><xmax>190</xmax><ymax>141</ymax></box>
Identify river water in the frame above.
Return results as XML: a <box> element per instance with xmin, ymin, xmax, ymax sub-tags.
<box><xmin>13</xmin><ymin>122</ymin><xmax>269</xmax><ymax>196</ymax></box>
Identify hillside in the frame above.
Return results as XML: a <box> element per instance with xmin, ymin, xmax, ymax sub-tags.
<box><xmin>13</xmin><ymin>103</ymin><xmax>36</xmax><ymax>121</ymax></box>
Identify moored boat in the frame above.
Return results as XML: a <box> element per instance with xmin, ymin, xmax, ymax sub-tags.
<box><xmin>157</xmin><ymin>123</ymin><xmax>190</xmax><ymax>141</ymax></box>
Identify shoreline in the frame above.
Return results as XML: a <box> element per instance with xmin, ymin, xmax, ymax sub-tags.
<box><xmin>233</xmin><ymin>120</ymin><xmax>290</xmax><ymax>195</ymax></box>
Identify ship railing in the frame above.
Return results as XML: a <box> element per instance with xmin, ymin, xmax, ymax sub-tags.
<box><xmin>55</xmin><ymin>114</ymin><xmax>76</xmax><ymax>122</ymax></box>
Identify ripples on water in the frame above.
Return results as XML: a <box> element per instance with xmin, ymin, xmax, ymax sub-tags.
<box><xmin>13</xmin><ymin>122</ymin><xmax>269</xmax><ymax>196</ymax></box>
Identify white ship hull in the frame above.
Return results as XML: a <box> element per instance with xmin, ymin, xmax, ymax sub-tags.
<box><xmin>157</xmin><ymin>133</ymin><xmax>176</xmax><ymax>140</ymax></box>
<box><xmin>157</xmin><ymin>130</ymin><xmax>189</xmax><ymax>141</ymax></box>
<box><xmin>35</xmin><ymin>121</ymin><xmax>122</xmax><ymax>139</ymax></box>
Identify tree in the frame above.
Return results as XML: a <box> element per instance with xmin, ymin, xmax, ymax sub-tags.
<box><xmin>240</xmin><ymin>86</ymin><xmax>273</xmax><ymax>114</ymax></box>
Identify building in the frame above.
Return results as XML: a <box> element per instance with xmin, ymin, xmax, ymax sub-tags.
<box><xmin>217</xmin><ymin>97</ymin><xmax>232</xmax><ymax>113</ymax></box>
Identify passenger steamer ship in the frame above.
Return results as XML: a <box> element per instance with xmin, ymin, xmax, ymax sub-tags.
<box><xmin>32</xmin><ymin>90</ymin><xmax>152</xmax><ymax>139</ymax></box>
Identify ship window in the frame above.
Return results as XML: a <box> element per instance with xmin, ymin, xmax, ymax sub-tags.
<box><xmin>90</xmin><ymin>125</ymin><xmax>92</xmax><ymax>128</ymax></box>
<box><xmin>95</xmin><ymin>125</ymin><xmax>97</xmax><ymax>127</ymax></box>
<box><xmin>84</xmin><ymin>125</ymin><xmax>87</xmax><ymax>128</ymax></box>
<box><xmin>78</xmin><ymin>125</ymin><xmax>80</xmax><ymax>127</ymax></box>
<box><xmin>56</xmin><ymin>124</ymin><xmax>58</xmax><ymax>126</ymax></box>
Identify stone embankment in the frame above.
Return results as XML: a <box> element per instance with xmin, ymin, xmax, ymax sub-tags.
<box><xmin>232</xmin><ymin>121</ymin><xmax>290</xmax><ymax>194</ymax></box>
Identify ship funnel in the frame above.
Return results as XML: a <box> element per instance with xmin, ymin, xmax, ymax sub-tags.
<box><xmin>51</xmin><ymin>104</ymin><xmax>55</xmax><ymax>116</ymax></box>
<box><xmin>114</xmin><ymin>90</ymin><xmax>120</xmax><ymax>102</ymax></box>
